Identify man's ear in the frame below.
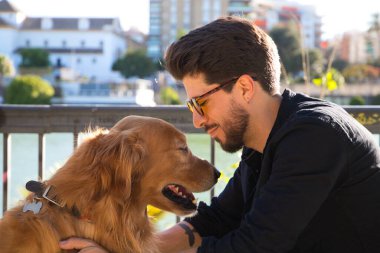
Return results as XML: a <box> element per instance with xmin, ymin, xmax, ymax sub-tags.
<box><xmin>237</xmin><ymin>74</ymin><xmax>255</xmax><ymax>103</ymax></box>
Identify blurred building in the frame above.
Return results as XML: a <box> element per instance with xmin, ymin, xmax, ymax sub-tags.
<box><xmin>147</xmin><ymin>0</ymin><xmax>253</xmax><ymax>59</ymax></box>
<box><xmin>337</xmin><ymin>30</ymin><xmax>380</xmax><ymax>64</ymax></box>
<box><xmin>125</xmin><ymin>28</ymin><xmax>148</xmax><ymax>53</ymax></box>
<box><xmin>252</xmin><ymin>0</ymin><xmax>322</xmax><ymax>49</ymax></box>
<box><xmin>0</xmin><ymin>0</ymin><xmax>127</xmax><ymax>83</ymax></box>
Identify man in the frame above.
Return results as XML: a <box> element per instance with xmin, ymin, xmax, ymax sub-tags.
<box><xmin>61</xmin><ymin>16</ymin><xmax>380</xmax><ymax>252</ymax></box>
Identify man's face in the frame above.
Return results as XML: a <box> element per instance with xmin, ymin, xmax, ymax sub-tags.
<box><xmin>183</xmin><ymin>73</ymin><xmax>249</xmax><ymax>153</ymax></box>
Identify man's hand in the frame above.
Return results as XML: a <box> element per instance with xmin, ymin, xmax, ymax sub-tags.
<box><xmin>59</xmin><ymin>237</ymin><xmax>108</xmax><ymax>253</ymax></box>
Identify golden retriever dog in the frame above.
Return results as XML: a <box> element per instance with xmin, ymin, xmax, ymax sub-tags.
<box><xmin>0</xmin><ymin>115</ymin><xmax>220</xmax><ymax>253</ymax></box>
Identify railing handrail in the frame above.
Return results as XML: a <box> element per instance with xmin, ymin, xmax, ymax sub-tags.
<box><xmin>2</xmin><ymin>105</ymin><xmax>380</xmax><ymax>133</ymax></box>
<box><xmin>0</xmin><ymin>105</ymin><xmax>200</xmax><ymax>134</ymax></box>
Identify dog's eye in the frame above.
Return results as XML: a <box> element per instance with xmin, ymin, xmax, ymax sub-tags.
<box><xmin>179</xmin><ymin>146</ymin><xmax>189</xmax><ymax>153</ymax></box>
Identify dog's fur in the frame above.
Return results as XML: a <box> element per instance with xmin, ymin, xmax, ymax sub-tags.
<box><xmin>0</xmin><ymin>116</ymin><xmax>219</xmax><ymax>253</ymax></box>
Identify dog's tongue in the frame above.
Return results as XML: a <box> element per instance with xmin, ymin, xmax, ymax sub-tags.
<box><xmin>167</xmin><ymin>184</ymin><xmax>195</xmax><ymax>200</ymax></box>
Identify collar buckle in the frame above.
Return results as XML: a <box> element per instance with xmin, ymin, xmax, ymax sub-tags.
<box><xmin>42</xmin><ymin>185</ymin><xmax>65</xmax><ymax>207</ymax></box>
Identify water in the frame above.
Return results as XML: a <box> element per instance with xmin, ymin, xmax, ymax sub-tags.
<box><xmin>0</xmin><ymin>133</ymin><xmax>241</xmax><ymax>230</ymax></box>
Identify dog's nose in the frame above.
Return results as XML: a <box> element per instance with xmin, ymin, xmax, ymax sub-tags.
<box><xmin>214</xmin><ymin>169</ymin><xmax>221</xmax><ymax>181</ymax></box>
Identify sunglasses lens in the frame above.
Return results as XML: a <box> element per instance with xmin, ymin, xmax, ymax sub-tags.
<box><xmin>186</xmin><ymin>101</ymin><xmax>194</xmax><ymax>113</ymax></box>
<box><xmin>192</xmin><ymin>99</ymin><xmax>204</xmax><ymax>116</ymax></box>
<box><xmin>187</xmin><ymin>99</ymin><xmax>204</xmax><ymax>116</ymax></box>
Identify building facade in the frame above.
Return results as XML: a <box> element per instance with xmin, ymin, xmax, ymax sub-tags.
<box><xmin>252</xmin><ymin>0</ymin><xmax>322</xmax><ymax>49</ymax></box>
<box><xmin>0</xmin><ymin>0</ymin><xmax>127</xmax><ymax>83</ymax></box>
<box><xmin>337</xmin><ymin>30</ymin><xmax>380</xmax><ymax>64</ymax></box>
<box><xmin>147</xmin><ymin>0</ymin><xmax>253</xmax><ymax>59</ymax></box>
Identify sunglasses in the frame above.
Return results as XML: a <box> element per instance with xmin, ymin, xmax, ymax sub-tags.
<box><xmin>186</xmin><ymin>77</ymin><xmax>239</xmax><ymax>116</ymax></box>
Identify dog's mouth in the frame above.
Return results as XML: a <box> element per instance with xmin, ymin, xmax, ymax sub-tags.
<box><xmin>162</xmin><ymin>184</ymin><xmax>197</xmax><ymax>210</ymax></box>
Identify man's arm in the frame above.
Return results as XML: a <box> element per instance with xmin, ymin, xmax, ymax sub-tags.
<box><xmin>157</xmin><ymin>221</ymin><xmax>202</xmax><ymax>253</ymax></box>
<box><xmin>59</xmin><ymin>222</ymin><xmax>201</xmax><ymax>253</ymax></box>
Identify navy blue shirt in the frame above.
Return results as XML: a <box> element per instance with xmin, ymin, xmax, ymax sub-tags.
<box><xmin>185</xmin><ymin>89</ymin><xmax>380</xmax><ymax>252</ymax></box>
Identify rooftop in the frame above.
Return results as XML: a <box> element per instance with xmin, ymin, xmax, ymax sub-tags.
<box><xmin>0</xmin><ymin>0</ymin><xmax>19</xmax><ymax>13</ymax></box>
<box><xmin>20</xmin><ymin>17</ymin><xmax>119</xmax><ymax>31</ymax></box>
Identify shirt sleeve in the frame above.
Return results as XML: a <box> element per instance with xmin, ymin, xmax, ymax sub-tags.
<box><xmin>197</xmin><ymin>121</ymin><xmax>348</xmax><ymax>253</ymax></box>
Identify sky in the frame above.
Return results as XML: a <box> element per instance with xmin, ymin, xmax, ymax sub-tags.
<box><xmin>9</xmin><ymin>0</ymin><xmax>380</xmax><ymax>40</ymax></box>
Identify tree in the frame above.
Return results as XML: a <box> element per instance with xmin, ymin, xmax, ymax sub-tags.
<box><xmin>308</xmin><ymin>48</ymin><xmax>324</xmax><ymax>77</ymax></box>
<box><xmin>112</xmin><ymin>50</ymin><xmax>156</xmax><ymax>78</ymax></box>
<box><xmin>342</xmin><ymin>64</ymin><xmax>380</xmax><ymax>83</ymax></box>
<box><xmin>0</xmin><ymin>54</ymin><xmax>15</xmax><ymax>95</ymax></box>
<box><xmin>0</xmin><ymin>54</ymin><xmax>14</xmax><ymax>77</ymax></box>
<box><xmin>5</xmin><ymin>75</ymin><xmax>54</xmax><ymax>104</ymax></box>
<box><xmin>160</xmin><ymin>86</ymin><xmax>181</xmax><ymax>105</ymax></box>
<box><xmin>270</xmin><ymin>25</ymin><xmax>302</xmax><ymax>75</ymax></box>
<box><xmin>18</xmin><ymin>48</ymin><xmax>50</xmax><ymax>68</ymax></box>
<box><xmin>349</xmin><ymin>96</ymin><xmax>365</xmax><ymax>105</ymax></box>
<box><xmin>371</xmin><ymin>94</ymin><xmax>380</xmax><ymax>105</ymax></box>
<box><xmin>332</xmin><ymin>58</ymin><xmax>349</xmax><ymax>72</ymax></box>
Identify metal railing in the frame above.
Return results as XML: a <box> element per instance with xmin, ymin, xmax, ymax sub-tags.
<box><xmin>1</xmin><ymin>105</ymin><xmax>380</xmax><ymax>213</ymax></box>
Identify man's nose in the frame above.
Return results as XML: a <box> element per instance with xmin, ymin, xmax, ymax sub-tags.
<box><xmin>192</xmin><ymin>110</ymin><xmax>206</xmax><ymax>129</ymax></box>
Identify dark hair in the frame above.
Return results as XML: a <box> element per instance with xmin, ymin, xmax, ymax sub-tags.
<box><xmin>164</xmin><ymin>16</ymin><xmax>281</xmax><ymax>94</ymax></box>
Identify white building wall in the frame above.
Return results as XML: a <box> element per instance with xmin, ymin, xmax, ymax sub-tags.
<box><xmin>348</xmin><ymin>31</ymin><xmax>367</xmax><ymax>64</ymax></box>
<box><xmin>13</xmin><ymin>30</ymin><xmax>126</xmax><ymax>81</ymax></box>
<box><xmin>0</xmin><ymin>28</ymin><xmax>17</xmax><ymax>57</ymax></box>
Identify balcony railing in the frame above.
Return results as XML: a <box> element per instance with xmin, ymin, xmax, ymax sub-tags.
<box><xmin>1</xmin><ymin>105</ymin><xmax>380</xmax><ymax>214</ymax></box>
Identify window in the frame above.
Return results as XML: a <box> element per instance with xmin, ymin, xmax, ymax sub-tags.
<box><xmin>26</xmin><ymin>40</ymin><xmax>30</xmax><ymax>47</ymax></box>
<box><xmin>92</xmin><ymin>58</ymin><xmax>97</xmax><ymax>64</ymax></box>
<box><xmin>81</xmin><ymin>40</ymin><xmax>86</xmax><ymax>47</ymax></box>
<box><xmin>62</xmin><ymin>40</ymin><xmax>67</xmax><ymax>47</ymax></box>
<box><xmin>77</xmin><ymin>58</ymin><xmax>81</xmax><ymax>64</ymax></box>
<box><xmin>44</xmin><ymin>40</ymin><xmax>49</xmax><ymax>47</ymax></box>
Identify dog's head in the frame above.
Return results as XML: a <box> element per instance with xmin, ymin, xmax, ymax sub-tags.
<box><xmin>57</xmin><ymin>116</ymin><xmax>219</xmax><ymax>217</ymax></box>
<box><xmin>109</xmin><ymin>115</ymin><xmax>220</xmax><ymax>216</ymax></box>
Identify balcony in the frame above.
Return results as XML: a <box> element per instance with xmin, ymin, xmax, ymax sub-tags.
<box><xmin>1</xmin><ymin>105</ymin><xmax>380</xmax><ymax>216</ymax></box>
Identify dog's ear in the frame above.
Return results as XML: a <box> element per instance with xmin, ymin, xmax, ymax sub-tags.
<box><xmin>89</xmin><ymin>128</ymin><xmax>145</xmax><ymax>200</ymax></box>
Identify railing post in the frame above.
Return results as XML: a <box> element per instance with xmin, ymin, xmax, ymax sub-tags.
<box><xmin>38</xmin><ymin>133</ymin><xmax>45</xmax><ymax>180</ymax></box>
<box><xmin>210</xmin><ymin>138</ymin><xmax>215</xmax><ymax>199</ymax></box>
<box><xmin>3</xmin><ymin>133</ymin><xmax>11</xmax><ymax>213</ymax></box>
<box><xmin>73</xmin><ymin>132</ymin><xmax>79</xmax><ymax>149</ymax></box>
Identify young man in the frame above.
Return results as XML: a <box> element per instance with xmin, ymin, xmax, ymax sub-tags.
<box><xmin>61</xmin><ymin>16</ymin><xmax>380</xmax><ymax>253</ymax></box>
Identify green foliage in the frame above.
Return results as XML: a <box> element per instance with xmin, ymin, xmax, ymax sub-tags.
<box><xmin>5</xmin><ymin>75</ymin><xmax>54</xmax><ymax>104</ymax></box>
<box><xmin>370</xmin><ymin>94</ymin><xmax>380</xmax><ymax>105</ymax></box>
<box><xmin>349</xmin><ymin>96</ymin><xmax>365</xmax><ymax>105</ymax></box>
<box><xmin>308</xmin><ymin>48</ymin><xmax>324</xmax><ymax>76</ymax></box>
<box><xmin>342</xmin><ymin>64</ymin><xmax>380</xmax><ymax>83</ymax></box>
<box><xmin>176</xmin><ymin>28</ymin><xmax>188</xmax><ymax>39</ymax></box>
<box><xmin>332</xmin><ymin>58</ymin><xmax>349</xmax><ymax>72</ymax></box>
<box><xmin>19</xmin><ymin>48</ymin><xmax>50</xmax><ymax>68</ymax></box>
<box><xmin>369</xmin><ymin>58</ymin><xmax>380</xmax><ymax>68</ymax></box>
<box><xmin>0</xmin><ymin>54</ymin><xmax>15</xmax><ymax>76</ymax></box>
<box><xmin>270</xmin><ymin>25</ymin><xmax>302</xmax><ymax>75</ymax></box>
<box><xmin>112</xmin><ymin>50</ymin><xmax>156</xmax><ymax>78</ymax></box>
<box><xmin>160</xmin><ymin>86</ymin><xmax>181</xmax><ymax>105</ymax></box>
<box><xmin>154</xmin><ymin>58</ymin><xmax>165</xmax><ymax>71</ymax></box>
<box><xmin>313</xmin><ymin>68</ymin><xmax>345</xmax><ymax>91</ymax></box>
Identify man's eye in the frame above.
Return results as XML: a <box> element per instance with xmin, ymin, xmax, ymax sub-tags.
<box><xmin>198</xmin><ymin>100</ymin><xmax>207</xmax><ymax>107</ymax></box>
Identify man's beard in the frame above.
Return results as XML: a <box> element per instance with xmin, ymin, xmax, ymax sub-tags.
<box><xmin>215</xmin><ymin>101</ymin><xmax>249</xmax><ymax>153</ymax></box>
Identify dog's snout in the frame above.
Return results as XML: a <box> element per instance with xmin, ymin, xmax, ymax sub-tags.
<box><xmin>214</xmin><ymin>169</ymin><xmax>221</xmax><ymax>181</ymax></box>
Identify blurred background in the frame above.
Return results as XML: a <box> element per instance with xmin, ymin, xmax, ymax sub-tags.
<box><xmin>0</xmin><ymin>0</ymin><xmax>379</xmax><ymax>106</ymax></box>
<box><xmin>1</xmin><ymin>0</ymin><xmax>380</xmax><ymax>228</ymax></box>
